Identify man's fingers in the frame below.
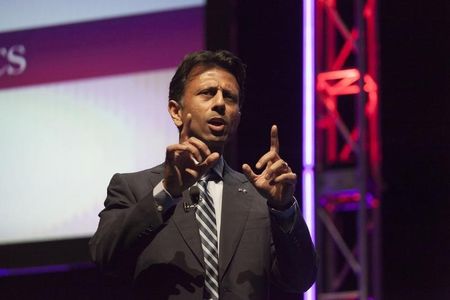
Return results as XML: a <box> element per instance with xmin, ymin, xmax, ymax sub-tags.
<box><xmin>270</xmin><ymin>125</ymin><xmax>279</xmax><ymax>153</ymax></box>
<box><xmin>180</xmin><ymin>113</ymin><xmax>192</xmax><ymax>142</ymax></box>
<box><xmin>166</xmin><ymin>144</ymin><xmax>189</xmax><ymax>160</ymax></box>
<box><xmin>255</xmin><ymin>151</ymin><xmax>278</xmax><ymax>169</ymax></box>
<box><xmin>166</xmin><ymin>143</ymin><xmax>202</xmax><ymax>164</ymax></box>
<box><xmin>186</xmin><ymin>137</ymin><xmax>211</xmax><ymax>161</ymax></box>
<box><xmin>265</xmin><ymin>159</ymin><xmax>290</xmax><ymax>179</ymax></box>
<box><xmin>255</xmin><ymin>125</ymin><xmax>280</xmax><ymax>169</ymax></box>
<box><xmin>273</xmin><ymin>172</ymin><xmax>297</xmax><ymax>185</ymax></box>
<box><xmin>179</xmin><ymin>116</ymin><xmax>212</xmax><ymax>164</ymax></box>
<box><xmin>185</xmin><ymin>152</ymin><xmax>219</xmax><ymax>184</ymax></box>
<box><xmin>184</xmin><ymin>144</ymin><xmax>204</xmax><ymax>163</ymax></box>
<box><xmin>202</xmin><ymin>152</ymin><xmax>220</xmax><ymax>167</ymax></box>
<box><xmin>185</xmin><ymin>168</ymin><xmax>198</xmax><ymax>179</ymax></box>
<box><xmin>242</xmin><ymin>163</ymin><xmax>258</xmax><ymax>182</ymax></box>
<box><xmin>180</xmin><ymin>143</ymin><xmax>203</xmax><ymax>163</ymax></box>
<box><xmin>194</xmin><ymin>152</ymin><xmax>220</xmax><ymax>176</ymax></box>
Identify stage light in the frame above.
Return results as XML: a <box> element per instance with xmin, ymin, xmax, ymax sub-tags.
<box><xmin>302</xmin><ymin>0</ymin><xmax>316</xmax><ymax>299</ymax></box>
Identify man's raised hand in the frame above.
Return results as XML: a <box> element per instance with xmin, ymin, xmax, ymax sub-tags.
<box><xmin>242</xmin><ymin>125</ymin><xmax>297</xmax><ymax>209</ymax></box>
<box><xmin>163</xmin><ymin>113</ymin><xmax>220</xmax><ymax>197</ymax></box>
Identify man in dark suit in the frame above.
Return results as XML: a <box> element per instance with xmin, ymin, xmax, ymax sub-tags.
<box><xmin>89</xmin><ymin>50</ymin><xmax>317</xmax><ymax>299</ymax></box>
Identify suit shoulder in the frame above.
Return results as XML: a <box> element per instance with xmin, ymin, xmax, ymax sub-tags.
<box><xmin>118</xmin><ymin>164</ymin><xmax>162</xmax><ymax>178</ymax></box>
<box><xmin>112</xmin><ymin>164</ymin><xmax>163</xmax><ymax>189</ymax></box>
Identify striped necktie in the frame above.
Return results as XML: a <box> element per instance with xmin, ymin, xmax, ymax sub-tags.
<box><xmin>196</xmin><ymin>173</ymin><xmax>219</xmax><ymax>300</ymax></box>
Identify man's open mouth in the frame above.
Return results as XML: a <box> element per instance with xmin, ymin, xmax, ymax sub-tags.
<box><xmin>207</xmin><ymin>117</ymin><xmax>226</xmax><ymax>131</ymax></box>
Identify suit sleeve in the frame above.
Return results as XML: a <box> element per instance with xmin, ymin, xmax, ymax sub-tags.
<box><xmin>89</xmin><ymin>173</ymin><xmax>166</xmax><ymax>277</ymax></box>
<box><xmin>270</xmin><ymin>202</ymin><xmax>318</xmax><ymax>293</ymax></box>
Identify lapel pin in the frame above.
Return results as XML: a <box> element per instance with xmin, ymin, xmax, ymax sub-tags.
<box><xmin>238</xmin><ymin>188</ymin><xmax>247</xmax><ymax>194</ymax></box>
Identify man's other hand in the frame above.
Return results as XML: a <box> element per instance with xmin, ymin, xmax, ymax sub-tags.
<box><xmin>242</xmin><ymin>125</ymin><xmax>296</xmax><ymax>209</ymax></box>
<box><xmin>164</xmin><ymin>113</ymin><xmax>220</xmax><ymax>197</ymax></box>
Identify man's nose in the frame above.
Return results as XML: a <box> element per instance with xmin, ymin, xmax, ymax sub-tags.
<box><xmin>212</xmin><ymin>90</ymin><xmax>226</xmax><ymax>113</ymax></box>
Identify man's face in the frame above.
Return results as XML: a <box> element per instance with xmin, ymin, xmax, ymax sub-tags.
<box><xmin>169</xmin><ymin>65</ymin><xmax>241</xmax><ymax>153</ymax></box>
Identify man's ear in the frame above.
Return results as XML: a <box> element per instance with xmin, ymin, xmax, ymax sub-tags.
<box><xmin>234</xmin><ymin>110</ymin><xmax>242</xmax><ymax>132</ymax></box>
<box><xmin>168</xmin><ymin>100</ymin><xmax>183</xmax><ymax>128</ymax></box>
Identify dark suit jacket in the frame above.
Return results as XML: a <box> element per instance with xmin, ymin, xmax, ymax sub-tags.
<box><xmin>89</xmin><ymin>163</ymin><xmax>317</xmax><ymax>299</ymax></box>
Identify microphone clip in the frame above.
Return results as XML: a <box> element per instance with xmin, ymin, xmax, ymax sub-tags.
<box><xmin>183</xmin><ymin>202</ymin><xmax>197</xmax><ymax>212</ymax></box>
<box><xmin>184</xmin><ymin>185</ymin><xmax>200</xmax><ymax>212</ymax></box>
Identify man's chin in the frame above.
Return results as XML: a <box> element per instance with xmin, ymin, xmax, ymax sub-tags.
<box><xmin>205</xmin><ymin>137</ymin><xmax>228</xmax><ymax>153</ymax></box>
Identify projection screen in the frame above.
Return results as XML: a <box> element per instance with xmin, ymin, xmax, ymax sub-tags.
<box><xmin>0</xmin><ymin>0</ymin><xmax>205</xmax><ymax>245</ymax></box>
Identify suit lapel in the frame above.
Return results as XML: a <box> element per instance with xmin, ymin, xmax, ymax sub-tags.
<box><xmin>219</xmin><ymin>164</ymin><xmax>251</xmax><ymax>282</ymax></box>
<box><xmin>172</xmin><ymin>189</ymin><xmax>205</xmax><ymax>268</ymax></box>
<box><xmin>150</xmin><ymin>165</ymin><xmax>204</xmax><ymax>268</ymax></box>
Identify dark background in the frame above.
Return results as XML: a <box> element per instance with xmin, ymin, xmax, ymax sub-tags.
<box><xmin>1</xmin><ymin>0</ymin><xmax>449</xmax><ymax>299</ymax></box>
<box><xmin>378</xmin><ymin>0</ymin><xmax>449</xmax><ymax>298</ymax></box>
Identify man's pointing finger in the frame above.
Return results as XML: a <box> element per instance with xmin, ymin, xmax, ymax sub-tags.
<box><xmin>270</xmin><ymin>125</ymin><xmax>279</xmax><ymax>153</ymax></box>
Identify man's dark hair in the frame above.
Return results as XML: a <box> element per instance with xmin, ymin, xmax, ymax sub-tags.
<box><xmin>169</xmin><ymin>50</ymin><xmax>246</xmax><ymax>107</ymax></box>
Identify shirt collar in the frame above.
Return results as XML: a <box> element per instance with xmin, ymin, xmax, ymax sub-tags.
<box><xmin>210</xmin><ymin>156</ymin><xmax>224</xmax><ymax>180</ymax></box>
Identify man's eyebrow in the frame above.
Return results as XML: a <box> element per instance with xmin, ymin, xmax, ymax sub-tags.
<box><xmin>198</xmin><ymin>84</ymin><xmax>237</xmax><ymax>91</ymax></box>
<box><xmin>196</xmin><ymin>85</ymin><xmax>218</xmax><ymax>93</ymax></box>
<box><xmin>222</xmin><ymin>87</ymin><xmax>238</xmax><ymax>95</ymax></box>
<box><xmin>219</xmin><ymin>82</ymin><xmax>239</xmax><ymax>92</ymax></box>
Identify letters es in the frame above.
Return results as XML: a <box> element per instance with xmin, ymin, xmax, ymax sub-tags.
<box><xmin>0</xmin><ymin>45</ymin><xmax>27</xmax><ymax>77</ymax></box>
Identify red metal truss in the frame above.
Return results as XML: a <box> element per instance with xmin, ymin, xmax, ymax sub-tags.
<box><xmin>314</xmin><ymin>0</ymin><xmax>382</xmax><ymax>299</ymax></box>
<box><xmin>317</xmin><ymin>69</ymin><xmax>379</xmax><ymax>179</ymax></box>
<box><xmin>316</xmin><ymin>0</ymin><xmax>380</xmax><ymax>175</ymax></box>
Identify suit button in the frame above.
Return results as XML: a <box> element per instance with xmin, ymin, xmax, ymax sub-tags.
<box><xmin>141</xmin><ymin>226</ymin><xmax>153</xmax><ymax>236</ymax></box>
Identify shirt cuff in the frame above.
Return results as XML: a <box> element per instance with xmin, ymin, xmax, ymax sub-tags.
<box><xmin>269</xmin><ymin>199</ymin><xmax>299</xmax><ymax>233</ymax></box>
<box><xmin>153</xmin><ymin>180</ymin><xmax>183</xmax><ymax>214</ymax></box>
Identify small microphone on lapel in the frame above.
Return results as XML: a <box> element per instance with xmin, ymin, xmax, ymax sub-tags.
<box><xmin>238</xmin><ymin>188</ymin><xmax>247</xmax><ymax>194</ymax></box>
<box><xmin>184</xmin><ymin>186</ymin><xmax>200</xmax><ymax>212</ymax></box>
